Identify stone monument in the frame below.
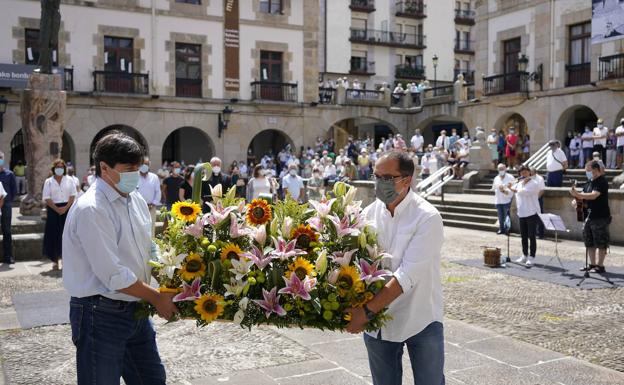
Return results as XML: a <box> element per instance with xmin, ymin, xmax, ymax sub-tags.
<box><xmin>19</xmin><ymin>0</ymin><xmax>66</xmax><ymax>216</ymax></box>
<box><xmin>468</xmin><ymin>126</ymin><xmax>493</xmax><ymax>171</ymax></box>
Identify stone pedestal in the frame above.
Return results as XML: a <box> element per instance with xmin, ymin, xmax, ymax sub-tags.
<box><xmin>19</xmin><ymin>73</ymin><xmax>66</xmax><ymax>216</ymax></box>
<box><xmin>614</xmin><ymin>171</ymin><xmax>624</xmax><ymax>188</ymax></box>
<box><xmin>468</xmin><ymin>128</ymin><xmax>492</xmax><ymax>172</ymax></box>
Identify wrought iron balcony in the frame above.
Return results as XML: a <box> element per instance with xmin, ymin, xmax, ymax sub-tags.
<box><xmin>251</xmin><ymin>81</ymin><xmax>298</xmax><ymax>102</ymax></box>
<box><xmin>176</xmin><ymin>78</ymin><xmax>202</xmax><ymax>98</ymax></box>
<box><xmin>454</xmin><ymin>69</ymin><xmax>474</xmax><ymax>83</ymax></box>
<box><xmin>396</xmin><ymin>1</ymin><xmax>426</xmax><ymax>19</ymax></box>
<box><xmin>455</xmin><ymin>9</ymin><xmax>476</xmax><ymax>25</ymax></box>
<box><xmin>350</xmin><ymin>60</ymin><xmax>376</xmax><ymax>75</ymax></box>
<box><xmin>395</xmin><ymin>64</ymin><xmax>425</xmax><ymax>80</ymax></box>
<box><xmin>318</xmin><ymin>87</ymin><xmax>337</xmax><ymax>104</ymax></box>
<box><xmin>565</xmin><ymin>63</ymin><xmax>591</xmax><ymax>87</ymax></box>
<box><xmin>93</xmin><ymin>70</ymin><xmax>149</xmax><ymax>94</ymax></box>
<box><xmin>599</xmin><ymin>53</ymin><xmax>624</xmax><ymax>81</ymax></box>
<box><xmin>454</xmin><ymin>39</ymin><xmax>475</xmax><ymax>54</ymax></box>
<box><xmin>350</xmin><ymin>0</ymin><xmax>375</xmax><ymax>13</ymax></box>
<box><xmin>482</xmin><ymin>72</ymin><xmax>529</xmax><ymax>96</ymax></box>
<box><xmin>350</xmin><ymin>28</ymin><xmax>426</xmax><ymax>49</ymax></box>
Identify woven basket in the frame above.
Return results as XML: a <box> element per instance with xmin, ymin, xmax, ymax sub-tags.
<box><xmin>482</xmin><ymin>247</ymin><xmax>501</xmax><ymax>268</ymax></box>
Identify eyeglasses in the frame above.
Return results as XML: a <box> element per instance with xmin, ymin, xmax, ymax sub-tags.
<box><xmin>373</xmin><ymin>174</ymin><xmax>408</xmax><ymax>182</ymax></box>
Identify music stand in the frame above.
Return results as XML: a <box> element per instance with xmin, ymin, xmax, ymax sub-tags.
<box><xmin>537</xmin><ymin>213</ymin><xmax>568</xmax><ymax>269</ymax></box>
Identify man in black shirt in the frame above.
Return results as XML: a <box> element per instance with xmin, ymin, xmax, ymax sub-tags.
<box><xmin>201</xmin><ymin>157</ymin><xmax>232</xmax><ymax>211</ymax></box>
<box><xmin>570</xmin><ymin>160</ymin><xmax>611</xmax><ymax>273</ymax></box>
<box><xmin>162</xmin><ymin>161</ymin><xmax>184</xmax><ymax>210</ymax></box>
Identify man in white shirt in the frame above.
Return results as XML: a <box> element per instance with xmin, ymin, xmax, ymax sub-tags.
<box><xmin>322</xmin><ymin>158</ymin><xmax>337</xmax><ymax>183</ymax></box>
<box><xmin>137</xmin><ymin>157</ymin><xmax>162</xmax><ymax>236</ymax></box>
<box><xmin>593</xmin><ymin>118</ymin><xmax>608</xmax><ymax>163</ymax></box>
<box><xmin>508</xmin><ymin>165</ymin><xmax>541</xmax><ymax>266</ymax></box>
<box><xmin>435</xmin><ymin>130</ymin><xmax>450</xmax><ymax>150</ymax></box>
<box><xmin>281</xmin><ymin>164</ymin><xmax>305</xmax><ymax>202</ymax></box>
<box><xmin>545</xmin><ymin>140</ymin><xmax>568</xmax><ymax>187</ymax></box>
<box><xmin>581</xmin><ymin>126</ymin><xmax>594</xmax><ymax>166</ymax></box>
<box><xmin>615</xmin><ymin>118</ymin><xmax>624</xmax><ymax>169</ymax></box>
<box><xmin>491</xmin><ymin>163</ymin><xmax>515</xmax><ymax>235</ymax></box>
<box><xmin>410</xmin><ymin>129</ymin><xmax>424</xmax><ymax>154</ymax></box>
<box><xmin>569</xmin><ymin>133</ymin><xmax>582</xmax><ymax>168</ymax></box>
<box><xmin>487</xmin><ymin>128</ymin><xmax>499</xmax><ymax>169</ymax></box>
<box><xmin>346</xmin><ymin>151</ymin><xmax>445</xmax><ymax>385</ymax></box>
<box><xmin>63</xmin><ymin>133</ymin><xmax>177</xmax><ymax>384</ymax></box>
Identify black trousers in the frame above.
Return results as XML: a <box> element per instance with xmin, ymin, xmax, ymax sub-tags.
<box><xmin>1</xmin><ymin>204</ymin><xmax>12</xmax><ymax>261</ymax></box>
<box><xmin>519</xmin><ymin>214</ymin><xmax>538</xmax><ymax>257</ymax></box>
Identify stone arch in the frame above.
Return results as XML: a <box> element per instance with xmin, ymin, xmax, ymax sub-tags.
<box><xmin>89</xmin><ymin>125</ymin><xmax>149</xmax><ymax>164</ymax></box>
<box><xmin>494</xmin><ymin>112</ymin><xmax>529</xmax><ymax>138</ymax></box>
<box><xmin>415</xmin><ymin>115</ymin><xmax>468</xmax><ymax>147</ymax></box>
<box><xmin>9</xmin><ymin>130</ymin><xmax>75</xmax><ymax>169</ymax></box>
<box><xmin>162</xmin><ymin>126</ymin><xmax>215</xmax><ymax>165</ymax></box>
<box><xmin>328</xmin><ymin>116</ymin><xmax>399</xmax><ymax>152</ymax></box>
<box><xmin>554</xmin><ymin>105</ymin><xmax>598</xmax><ymax>143</ymax></box>
<box><xmin>613</xmin><ymin>106</ymin><xmax>624</xmax><ymax>130</ymax></box>
<box><xmin>247</xmin><ymin>129</ymin><xmax>295</xmax><ymax>166</ymax></box>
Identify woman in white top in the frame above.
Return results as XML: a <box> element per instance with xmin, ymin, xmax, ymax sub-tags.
<box><xmin>507</xmin><ymin>165</ymin><xmax>541</xmax><ymax>267</ymax></box>
<box><xmin>42</xmin><ymin>159</ymin><xmax>77</xmax><ymax>270</ymax></box>
<box><xmin>246</xmin><ymin>164</ymin><xmax>272</xmax><ymax>201</ymax></box>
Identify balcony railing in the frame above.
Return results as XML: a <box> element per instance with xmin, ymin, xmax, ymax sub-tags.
<box><xmin>454</xmin><ymin>69</ymin><xmax>474</xmax><ymax>83</ymax></box>
<box><xmin>176</xmin><ymin>78</ymin><xmax>202</xmax><ymax>98</ymax></box>
<box><xmin>93</xmin><ymin>71</ymin><xmax>149</xmax><ymax>94</ymax></box>
<box><xmin>350</xmin><ymin>28</ymin><xmax>426</xmax><ymax>49</ymax></box>
<box><xmin>455</xmin><ymin>9</ymin><xmax>476</xmax><ymax>25</ymax></box>
<box><xmin>251</xmin><ymin>81</ymin><xmax>298</xmax><ymax>102</ymax></box>
<box><xmin>350</xmin><ymin>0</ymin><xmax>375</xmax><ymax>12</ymax></box>
<box><xmin>482</xmin><ymin>72</ymin><xmax>529</xmax><ymax>96</ymax></box>
<box><xmin>599</xmin><ymin>53</ymin><xmax>624</xmax><ymax>81</ymax></box>
<box><xmin>345</xmin><ymin>88</ymin><xmax>385</xmax><ymax>103</ymax></box>
<box><xmin>429</xmin><ymin>84</ymin><xmax>454</xmax><ymax>97</ymax></box>
<box><xmin>396</xmin><ymin>1</ymin><xmax>426</xmax><ymax>19</ymax></box>
<box><xmin>565</xmin><ymin>63</ymin><xmax>591</xmax><ymax>87</ymax></box>
<box><xmin>395</xmin><ymin>64</ymin><xmax>425</xmax><ymax>79</ymax></box>
<box><xmin>350</xmin><ymin>60</ymin><xmax>376</xmax><ymax>75</ymax></box>
<box><xmin>63</xmin><ymin>67</ymin><xmax>74</xmax><ymax>91</ymax></box>
<box><xmin>454</xmin><ymin>39</ymin><xmax>475</xmax><ymax>54</ymax></box>
<box><xmin>318</xmin><ymin>87</ymin><xmax>337</xmax><ymax>104</ymax></box>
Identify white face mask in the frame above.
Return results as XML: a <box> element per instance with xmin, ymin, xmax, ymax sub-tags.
<box><xmin>212</xmin><ymin>166</ymin><xmax>221</xmax><ymax>175</ymax></box>
<box><xmin>139</xmin><ymin>164</ymin><xmax>149</xmax><ymax>174</ymax></box>
<box><xmin>498</xmin><ymin>170</ymin><xmax>506</xmax><ymax>176</ymax></box>
<box><xmin>289</xmin><ymin>169</ymin><xmax>297</xmax><ymax>176</ymax></box>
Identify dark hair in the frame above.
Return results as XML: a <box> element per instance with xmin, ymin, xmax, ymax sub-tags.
<box><xmin>183</xmin><ymin>165</ymin><xmax>195</xmax><ymax>181</ymax></box>
<box><xmin>590</xmin><ymin>160</ymin><xmax>604</xmax><ymax>171</ymax></box>
<box><xmin>92</xmin><ymin>132</ymin><xmax>144</xmax><ymax>177</ymax></box>
<box><xmin>253</xmin><ymin>164</ymin><xmax>263</xmax><ymax>178</ymax></box>
<box><xmin>518</xmin><ymin>165</ymin><xmax>530</xmax><ymax>174</ymax></box>
<box><xmin>381</xmin><ymin>150</ymin><xmax>415</xmax><ymax>177</ymax></box>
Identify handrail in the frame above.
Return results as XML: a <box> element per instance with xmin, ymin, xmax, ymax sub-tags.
<box><xmin>421</xmin><ymin>174</ymin><xmax>455</xmax><ymax>199</ymax></box>
<box><xmin>416</xmin><ymin>165</ymin><xmax>452</xmax><ymax>191</ymax></box>
<box><xmin>523</xmin><ymin>142</ymin><xmax>550</xmax><ymax>169</ymax></box>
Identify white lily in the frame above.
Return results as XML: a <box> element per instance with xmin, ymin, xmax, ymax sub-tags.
<box><xmin>229</xmin><ymin>257</ymin><xmax>254</xmax><ymax>281</ymax></box>
<box><xmin>281</xmin><ymin>216</ymin><xmax>294</xmax><ymax>238</ymax></box>
<box><xmin>158</xmin><ymin>248</ymin><xmax>186</xmax><ymax>279</ymax></box>
<box><xmin>209</xmin><ymin>183</ymin><xmax>223</xmax><ymax>199</ymax></box>
<box><xmin>224</xmin><ymin>278</ymin><xmax>247</xmax><ymax>297</ymax></box>
<box><xmin>233</xmin><ymin>297</ymin><xmax>250</xmax><ymax>325</ymax></box>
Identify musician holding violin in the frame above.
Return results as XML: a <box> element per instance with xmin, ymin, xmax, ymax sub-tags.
<box><xmin>570</xmin><ymin>160</ymin><xmax>611</xmax><ymax>273</ymax></box>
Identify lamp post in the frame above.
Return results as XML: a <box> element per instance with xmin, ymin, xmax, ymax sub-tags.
<box><xmin>218</xmin><ymin>105</ymin><xmax>233</xmax><ymax>138</ymax></box>
<box><xmin>432</xmin><ymin>54</ymin><xmax>439</xmax><ymax>96</ymax></box>
<box><xmin>0</xmin><ymin>96</ymin><xmax>8</xmax><ymax>133</ymax></box>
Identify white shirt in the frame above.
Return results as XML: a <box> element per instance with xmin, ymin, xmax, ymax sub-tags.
<box><xmin>581</xmin><ymin>131</ymin><xmax>594</xmax><ymax>148</ymax></box>
<box><xmin>435</xmin><ymin>135</ymin><xmax>450</xmax><ymax>150</ymax></box>
<box><xmin>251</xmin><ymin>177</ymin><xmax>271</xmax><ymax>199</ymax></box>
<box><xmin>458</xmin><ymin>148</ymin><xmax>470</xmax><ymax>163</ymax></box>
<box><xmin>570</xmin><ymin>137</ymin><xmax>582</xmax><ymax>156</ymax></box>
<box><xmin>410</xmin><ymin>135</ymin><xmax>424</xmax><ymax>152</ymax></box>
<box><xmin>363</xmin><ymin>191</ymin><xmax>444</xmax><ymax>342</ymax></box>
<box><xmin>42</xmin><ymin>176</ymin><xmax>77</xmax><ymax>204</ymax></box>
<box><xmin>546</xmin><ymin>148</ymin><xmax>567</xmax><ymax>172</ymax></box>
<box><xmin>513</xmin><ymin>179</ymin><xmax>541</xmax><ymax>218</ymax></box>
<box><xmin>0</xmin><ymin>182</ymin><xmax>6</xmax><ymax>218</ymax></box>
<box><xmin>323</xmin><ymin>164</ymin><xmax>337</xmax><ymax>178</ymax></box>
<box><xmin>63</xmin><ymin>179</ymin><xmax>153</xmax><ymax>301</ymax></box>
<box><xmin>593</xmin><ymin>126</ymin><xmax>608</xmax><ymax>146</ymax></box>
<box><xmin>282</xmin><ymin>174</ymin><xmax>304</xmax><ymax>201</ymax></box>
<box><xmin>534</xmin><ymin>174</ymin><xmax>546</xmax><ymax>191</ymax></box>
<box><xmin>492</xmin><ymin>173</ymin><xmax>515</xmax><ymax>205</ymax></box>
<box><xmin>137</xmin><ymin>172</ymin><xmax>162</xmax><ymax>206</ymax></box>
<box><xmin>616</xmin><ymin>125</ymin><xmax>624</xmax><ymax>147</ymax></box>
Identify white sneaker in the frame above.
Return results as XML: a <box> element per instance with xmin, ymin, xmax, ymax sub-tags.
<box><xmin>525</xmin><ymin>257</ymin><xmax>535</xmax><ymax>267</ymax></box>
<box><xmin>515</xmin><ymin>256</ymin><xmax>527</xmax><ymax>264</ymax></box>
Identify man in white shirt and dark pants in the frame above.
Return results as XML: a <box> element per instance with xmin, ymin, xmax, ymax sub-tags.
<box><xmin>593</xmin><ymin>118</ymin><xmax>608</xmax><ymax>164</ymax></box>
<box><xmin>508</xmin><ymin>165</ymin><xmax>542</xmax><ymax>267</ymax></box>
<box><xmin>491</xmin><ymin>163</ymin><xmax>515</xmax><ymax>235</ymax></box>
<box><xmin>63</xmin><ymin>133</ymin><xmax>177</xmax><ymax>384</ymax></box>
<box><xmin>137</xmin><ymin>156</ymin><xmax>162</xmax><ymax>236</ymax></box>
<box><xmin>545</xmin><ymin>140</ymin><xmax>567</xmax><ymax>187</ymax></box>
<box><xmin>281</xmin><ymin>163</ymin><xmax>305</xmax><ymax>203</ymax></box>
<box><xmin>615</xmin><ymin>118</ymin><xmax>624</xmax><ymax>169</ymax></box>
<box><xmin>346</xmin><ymin>151</ymin><xmax>445</xmax><ymax>385</ymax></box>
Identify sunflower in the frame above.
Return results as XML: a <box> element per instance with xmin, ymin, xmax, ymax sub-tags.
<box><xmin>179</xmin><ymin>253</ymin><xmax>206</xmax><ymax>281</ymax></box>
<box><xmin>171</xmin><ymin>201</ymin><xmax>202</xmax><ymax>222</ymax></box>
<box><xmin>246</xmin><ymin>199</ymin><xmax>272</xmax><ymax>225</ymax></box>
<box><xmin>290</xmin><ymin>224</ymin><xmax>319</xmax><ymax>250</ymax></box>
<box><xmin>194</xmin><ymin>293</ymin><xmax>225</xmax><ymax>322</ymax></box>
<box><xmin>336</xmin><ymin>265</ymin><xmax>362</xmax><ymax>296</ymax></box>
<box><xmin>287</xmin><ymin>257</ymin><xmax>316</xmax><ymax>280</ymax></box>
<box><xmin>220</xmin><ymin>243</ymin><xmax>243</xmax><ymax>261</ymax></box>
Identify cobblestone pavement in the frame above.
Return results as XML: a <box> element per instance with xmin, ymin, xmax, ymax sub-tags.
<box><xmin>0</xmin><ymin>226</ymin><xmax>623</xmax><ymax>384</ymax></box>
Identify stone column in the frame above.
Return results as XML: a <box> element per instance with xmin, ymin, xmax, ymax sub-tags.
<box><xmin>19</xmin><ymin>73</ymin><xmax>66</xmax><ymax>216</ymax></box>
<box><xmin>468</xmin><ymin>127</ymin><xmax>493</xmax><ymax>171</ymax></box>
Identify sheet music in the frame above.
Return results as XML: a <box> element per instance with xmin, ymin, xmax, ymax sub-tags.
<box><xmin>538</xmin><ymin>213</ymin><xmax>567</xmax><ymax>232</ymax></box>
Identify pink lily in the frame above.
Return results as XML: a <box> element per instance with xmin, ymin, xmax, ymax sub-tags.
<box><xmin>328</xmin><ymin>215</ymin><xmax>361</xmax><ymax>238</ymax></box>
<box><xmin>229</xmin><ymin>213</ymin><xmax>251</xmax><ymax>239</ymax></box>
<box><xmin>308</xmin><ymin>198</ymin><xmax>337</xmax><ymax>218</ymax></box>
<box><xmin>359</xmin><ymin>259</ymin><xmax>392</xmax><ymax>285</ymax></box>
<box><xmin>331</xmin><ymin>249</ymin><xmax>358</xmax><ymax>267</ymax></box>
<box><xmin>278</xmin><ymin>274</ymin><xmax>316</xmax><ymax>301</ymax></box>
<box><xmin>306</xmin><ymin>216</ymin><xmax>324</xmax><ymax>232</ymax></box>
<box><xmin>269</xmin><ymin>237</ymin><xmax>307</xmax><ymax>261</ymax></box>
<box><xmin>240</xmin><ymin>244</ymin><xmax>273</xmax><ymax>270</ymax></box>
<box><xmin>183</xmin><ymin>216</ymin><xmax>205</xmax><ymax>239</ymax></box>
<box><xmin>172</xmin><ymin>277</ymin><xmax>203</xmax><ymax>302</ymax></box>
<box><xmin>252</xmin><ymin>224</ymin><xmax>267</xmax><ymax>247</ymax></box>
<box><xmin>253</xmin><ymin>287</ymin><xmax>287</xmax><ymax>318</ymax></box>
<box><xmin>204</xmin><ymin>201</ymin><xmax>235</xmax><ymax>226</ymax></box>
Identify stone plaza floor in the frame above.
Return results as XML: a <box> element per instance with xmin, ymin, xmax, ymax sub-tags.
<box><xmin>1</xmin><ymin>226</ymin><xmax>623</xmax><ymax>384</ymax></box>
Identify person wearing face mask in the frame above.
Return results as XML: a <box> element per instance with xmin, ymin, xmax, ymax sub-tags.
<box><xmin>505</xmin><ymin>127</ymin><xmax>519</xmax><ymax>169</ymax></box>
<box><xmin>487</xmin><ymin>129</ymin><xmax>499</xmax><ymax>169</ymax></box>
<box><xmin>545</xmin><ymin>140</ymin><xmax>567</xmax><ymax>187</ymax></box>
<box><xmin>201</xmin><ymin>157</ymin><xmax>232</xmax><ymax>203</ymax></box>
<box><xmin>435</xmin><ymin>130</ymin><xmax>450</xmax><ymax>151</ymax></box>
<box><xmin>246</xmin><ymin>165</ymin><xmax>273</xmax><ymax>201</ymax></box>
<box><xmin>569</xmin><ymin>132</ymin><xmax>582</xmax><ymax>168</ymax></box>
<box><xmin>178</xmin><ymin>166</ymin><xmax>195</xmax><ymax>202</ymax></box>
<box><xmin>507</xmin><ymin>165</ymin><xmax>541</xmax><ymax>267</ymax></box>
<box><xmin>616</xmin><ymin>118</ymin><xmax>624</xmax><ymax>169</ymax></box>
<box><xmin>306</xmin><ymin>167</ymin><xmax>324</xmax><ymax>201</ymax></box>
<box><xmin>162</xmin><ymin>161</ymin><xmax>184</xmax><ymax>211</ymax></box>
<box><xmin>0</xmin><ymin>151</ymin><xmax>17</xmax><ymax>264</ymax></box>
<box><xmin>593</xmin><ymin>118</ymin><xmax>608</xmax><ymax>163</ymax></box>
<box><xmin>281</xmin><ymin>164</ymin><xmax>305</xmax><ymax>203</ymax></box>
<box><xmin>137</xmin><ymin>157</ymin><xmax>162</xmax><ymax>237</ymax></box>
<box><xmin>581</xmin><ymin>126</ymin><xmax>594</xmax><ymax>166</ymax></box>
<box><xmin>63</xmin><ymin>132</ymin><xmax>178</xmax><ymax>384</ymax></box>
<box><xmin>42</xmin><ymin>159</ymin><xmax>76</xmax><ymax>270</ymax></box>
<box><xmin>491</xmin><ymin>163</ymin><xmax>515</xmax><ymax>235</ymax></box>
<box><xmin>346</xmin><ymin>151</ymin><xmax>445</xmax><ymax>385</ymax></box>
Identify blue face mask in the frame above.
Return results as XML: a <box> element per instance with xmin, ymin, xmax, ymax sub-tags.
<box><xmin>586</xmin><ymin>171</ymin><xmax>593</xmax><ymax>180</ymax></box>
<box><xmin>54</xmin><ymin>167</ymin><xmax>65</xmax><ymax>176</ymax></box>
<box><xmin>110</xmin><ymin>168</ymin><xmax>140</xmax><ymax>194</ymax></box>
<box><xmin>0</xmin><ymin>159</ymin><xmax>4</xmax><ymax>167</ymax></box>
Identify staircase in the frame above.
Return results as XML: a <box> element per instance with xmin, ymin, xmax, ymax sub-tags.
<box><xmin>428</xmin><ymin>195</ymin><xmax>499</xmax><ymax>233</ymax></box>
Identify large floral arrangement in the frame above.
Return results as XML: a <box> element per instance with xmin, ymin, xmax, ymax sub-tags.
<box><xmin>140</xmin><ymin>165</ymin><xmax>392</xmax><ymax>331</ymax></box>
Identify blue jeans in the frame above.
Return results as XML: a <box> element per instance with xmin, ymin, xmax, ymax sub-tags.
<box><xmin>364</xmin><ymin>321</ymin><xmax>445</xmax><ymax>385</ymax></box>
<box><xmin>496</xmin><ymin>203</ymin><xmax>511</xmax><ymax>233</ymax></box>
<box><xmin>69</xmin><ymin>296</ymin><xmax>166</xmax><ymax>385</ymax></box>
<box><xmin>547</xmin><ymin>170</ymin><xmax>563</xmax><ymax>187</ymax></box>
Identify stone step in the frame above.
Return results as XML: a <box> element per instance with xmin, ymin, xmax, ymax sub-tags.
<box><xmin>0</xmin><ymin>233</ymin><xmax>43</xmax><ymax>261</ymax></box>
<box><xmin>427</xmin><ymin>197</ymin><xmax>493</xmax><ymax>209</ymax></box>
<box><xmin>463</xmin><ymin>189</ymin><xmax>494</xmax><ymax>195</ymax></box>
<box><xmin>438</xmin><ymin>211</ymin><xmax>498</xmax><ymax>225</ymax></box>
<box><xmin>11</xmin><ymin>220</ymin><xmax>45</xmax><ymax>235</ymax></box>
<box><xmin>442</xmin><ymin>218</ymin><xmax>499</xmax><ymax>232</ymax></box>
<box><xmin>432</xmin><ymin>204</ymin><xmax>498</xmax><ymax>216</ymax></box>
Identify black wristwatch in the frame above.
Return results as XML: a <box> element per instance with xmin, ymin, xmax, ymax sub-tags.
<box><xmin>363</xmin><ymin>304</ymin><xmax>376</xmax><ymax>321</ymax></box>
